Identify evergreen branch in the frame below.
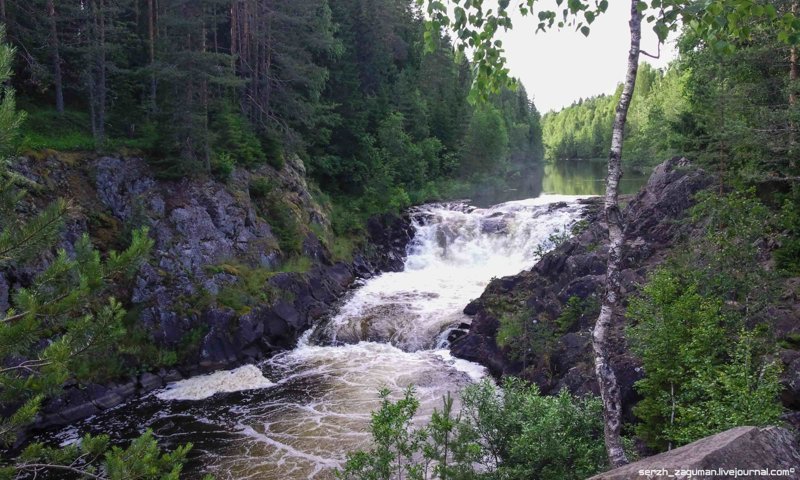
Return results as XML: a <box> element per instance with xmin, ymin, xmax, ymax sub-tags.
<box><xmin>12</xmin><ymin>461</ymin><xmax>106</xmax><ymax>480</ymax></box>
<box><xmin>0</xmin><ymin>199</ymin><xmax>70</xmax><ymax>265</ymax></box>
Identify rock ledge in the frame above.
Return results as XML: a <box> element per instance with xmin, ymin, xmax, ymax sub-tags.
<box><xmin>590</xmin><ymin>426</ymin><xmax>800</xmax><ymax>480</ymax></box>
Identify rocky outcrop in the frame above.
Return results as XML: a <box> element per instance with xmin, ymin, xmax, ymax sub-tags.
<box><xmin>451</xmin><ymin>158</ymin><xmax>714</xmax><ymax>414</ymax></box>
<box><xmin>589</xmin><ymin>426</ymin><xmax>800</xmax><ymax>480</ymax></box>
<box><xmin>5</xmin><ymin>152</ymin><xmax>414</xmax><ymax>436</ymax></box>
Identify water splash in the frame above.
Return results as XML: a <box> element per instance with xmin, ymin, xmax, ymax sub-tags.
<box><xmin>156</xmin><ymin>365</ymin><xmax>275</xmax><ymax>401</ymax></box>
<box><xmin>43</xmin><ymin>194</ymin><xmax>588</xmax><ymax>479</ymax></box>
<box><xmin>321</xmin><ymin>195</ymin><xmax>587</xmax><ymax>351</ymax></box>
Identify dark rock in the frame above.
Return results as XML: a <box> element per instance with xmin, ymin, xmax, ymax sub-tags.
<box><xmin>160</xmin><ymin>369</ymin><xmax>183</xmax><ymax>383</ymax></box>
<box><xmin>58</xmin><ymin>402</ymin><xmax>100</xmax><ymax>424</ymax></box>
<box><xmin>11</xmin><ymin>151</ymin><xmax>408</xmax><ymax>435</ymax></box>
<box><xmin>781</xmin><ymin>351</ymin><xmax>800</xmax><ymax>410</ymax></box>
<box><xmin>589</xmin><ymin>426</ymin><xmax>800</xmax><ymax>480</ymax></box>
<box><xmin>138</xmin><ymin>372</ymin><xmax>164</xmax><ymax>392</ymax></box>
<box><xmin>113</xmin><ymin>380</ymin><xmax>137</xmax><ymax>397</ymax></box>
<box><xmin>463</xmin><ymin>299</ymin><xmax>481</xmax><ymax>316</ymax></box>
<box><xmin>87</xmin><ymin>384</ymin><xmax>124</xmax><ymax>410</ymax></box>
<box><xmin>273</xmin><ymin>300</ymin><xmax>302</xmax><ymax>329</ymax></box>
<box><xmin>481</xmin><ymin>217</ymin><xmax>507</xmax><ymax>234</ymax></box>
<box><xmin>366</xmin><ymin>213</ymin><xmax>415</xmax><ymax>272</ymax></box>
<box><xmin>303</xmin><ymin>233</ymin><xmax>332</xmax><ymax>266</ymax></box>
<box><xmin>451</xmin><ymin>159</ymin><xmax>713</xmax><ymax>411</ymax></box>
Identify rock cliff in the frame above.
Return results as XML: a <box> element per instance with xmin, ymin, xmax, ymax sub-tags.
<box><xmin>451</xmin><ymin>158</ymin><xmax>713</xmax><ymax>414</ymax></box>
<box><xmin>4</xmin><ymin>152</ymin><xmax>413</xmax><ymax>433</ymax></box>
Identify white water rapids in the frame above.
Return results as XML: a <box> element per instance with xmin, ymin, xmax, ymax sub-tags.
<box><xmin>51</xmin><ymin>194</ymin><xmax>588</xmax><ymax>479</ymax></box>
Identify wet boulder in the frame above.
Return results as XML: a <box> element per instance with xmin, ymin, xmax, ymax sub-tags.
<box><xmin>589</xmin><ymin>426</ymin><xmax>800</xmax><ymax>480</ymax></box>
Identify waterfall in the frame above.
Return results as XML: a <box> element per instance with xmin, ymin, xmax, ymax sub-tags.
<box><xmin>44</xmin><ymin>194</ymin><xmax>587</xmax><ymax>480</ymax></box>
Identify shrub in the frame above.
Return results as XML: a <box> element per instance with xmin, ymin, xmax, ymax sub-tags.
<box><xmin>556</xmin><ymin>295</ymin><xmax>598</xmax><ymax>333</ymax></box>
<box><xmin>628</xmin><ymin>267</ymin><xmax>783</xmax><ymax>449</ymax></box>
<box><xmin>775</xmin><ymin>185</ymin><xmax>800</xmax><ymax>274</ymax></box>
<box><xmin>211</xmin><ymin>151</ymin><xmax>235</xmax><ymax>180</ymax></box>
<box><xmin>211</xmin><ymin>105</ymin><xmax>266</xmax><ymax>167</ymax></box>
<box><xmin>628</xmin><ymin>189</ymin><xmax>784</xmax><ymax>450</ymax></box>
<box><xmin>339</xmin><ymin>378</ymin><xmax>607</xmax><ymax>480</ymax></box>
<box><xmin>249</xmin><ymin>176</ymin><xmax>274</xmax><ymax>198</ymax></box>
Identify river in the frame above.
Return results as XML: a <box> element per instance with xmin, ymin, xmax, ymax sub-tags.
<box><xmin>43</xmin><ymin>160</ymin><xmax>648</xmax><ymax>479</ymax></box>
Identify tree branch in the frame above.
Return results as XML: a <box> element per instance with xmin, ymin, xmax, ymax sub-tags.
<box><xmin>640</xmin><ymin>41</ymin><xmax>661</xmax><ymax>59</ymax></box>
<box><xmin>13</xmin><ymin>462</ymin><xmax>106</xmax><ymax>479</ymax></box>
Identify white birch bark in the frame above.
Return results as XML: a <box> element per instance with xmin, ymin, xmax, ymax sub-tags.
<box><xmin>592</xmin><ymin>0</ymin><xmax>642</xmax><ymax>468</ymax></box>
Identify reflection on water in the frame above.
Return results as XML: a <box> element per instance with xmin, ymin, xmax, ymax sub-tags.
<box><xmin>468</xmin><ymin>159</ymin><xmax>648</xmax><ymax>206</ymax></box>
<box><xmin>542</xmin><ymin>159</ymin><xmax>649</xmax><ymax>196</ymax></box>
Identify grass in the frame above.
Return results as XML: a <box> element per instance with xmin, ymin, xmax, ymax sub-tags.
<box><xmin>210</xmin><ymin>257</ymin><xmax>312</xmax><ymax>314</ymax></box>
<box><xmin>18</xmin><ymin>102</ymin><xmax>158</xmax><ymax>153</ymax></box>
<box><xmin>20</xmin><ymin>106</ymin><xmax>96</xmax><ymax>151</ymax></box>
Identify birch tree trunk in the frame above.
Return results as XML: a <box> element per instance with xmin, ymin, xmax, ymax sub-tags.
<box><xmin>592</xmin><ymin>0</ymin><xmax>641</xmax><ymax>468</ymax></box>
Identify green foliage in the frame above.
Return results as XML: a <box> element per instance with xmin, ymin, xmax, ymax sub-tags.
<box><xmin>7</xmin><ymin>430</ymin><xmax>193</xmax><ymax>480</ymax></box>
<box><xmin>486</xmin><ymin>294</ymin><xmax>558</xmax><ymax>370</ymax></box>
<box><xmin>20</xmin><ymin>105</ymin><xmax>96</xmax><ymax>151</ymax></box>
<box><xmin>542</xmin><ymin>64</ymin><xmax>695</xmax><ymax>169</ymax></box>
<box><xmin>339</xmin><ymin>379</ymin><xmax>606</xmax><ymax>480</ymax></box>
<box><xmin>249</xmin><ymin>177</ymin><xmax>274</xmax><ymax>199</ymax></box>
<box><xmin>211</xmin><ymin>152</ymin><xmax>236</xmax><ymax>181</ymax></box>
<box><xmin>628</xmin><ymin>189</ymin><xmax>783</xmax><ymax>450</ymax></box>
<box><xmin>252</xmin><ymin>189</ymin><xmax>304</xmax><ymax>256</ymax></box>
<box><xmin>215</xmin><ymin>265</ymin><xmax>279</xmax><ymax>315</ymax></box>
<box><xmin>338</xmin><ymin>387</ymin><xmax>424</xmax><ymax>480</ymax></box>
<box><xmin>420</xmin><ymin>0</ymin><xmax>799</xmax><ymax>103</ymax></box>
<box><xmin>0</xmin><ymin>31</ymin><xmax>189</xmax><ymax>476</ymax></box>
<box><xmin>211</xmin><ymin>259</ymin><xmax>310</xmax><ymax>314</ymax></box>
<box><xmin>776</xmin><ymin>185</ymin><xmax>800</xmax><ymax>274</ymax></box>
<box><xmin>556</xmin><ymin>295</ymin><xmax>598</xmax><ymax>334</ymax></box>
<box><xmin>211</xmin><ymin>105</ymin><xmax>266</xmax><ymax>168</ymax></box>
<box><xmin>460</xmin><ymin>105</ymin><xmax>509</xmax><ymax>175</ymax></box>
<box><xmin>0</xmin><ymin>27</ymin><xmax>25</xmax><ymax>157</ymax></box>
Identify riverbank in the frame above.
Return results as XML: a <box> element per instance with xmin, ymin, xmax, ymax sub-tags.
<box><xmin>4</xmin><ymin>151</ymin><xmax>416</xmax><ymax>444</ymax></box>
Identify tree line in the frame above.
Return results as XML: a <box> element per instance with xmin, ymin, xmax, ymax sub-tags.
<box><xmin>1</xmin><ymin>0</ymin><xmax>543</xmax><ymax>216</ymax></box>
<box><xmin>543</xmin><ymin>14</ymin><xmax>799</xmax><ymax>179</ymax></box>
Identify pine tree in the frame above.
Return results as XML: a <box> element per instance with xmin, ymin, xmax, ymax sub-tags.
<box><xmin>0</xmin><ymin>27</ymin><xmax>191</xmax><ymax>477</ymax></box>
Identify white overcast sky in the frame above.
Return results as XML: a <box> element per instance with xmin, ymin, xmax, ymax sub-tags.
<box><xmin>491</xmin><ymin>1</ymin><xmax>678</xmax><ymax>112</ymax></box>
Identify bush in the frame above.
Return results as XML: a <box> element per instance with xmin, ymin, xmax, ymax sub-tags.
<box><xmin>249</xmin><ymin>176</ymin><xmax>274</xmax><ymax>198</ymax></box>
<box><xmin>556</xmin><ymin>295</ymin><xmax>598</xmax><ymax>333</ymax></box>
<box><xmin>21</xmin><ymin>106</ymin><xmax>96</xmax><ymax>151</ymax></box>
<box><xmin>627</xmin><ymin>189</ymin><xmax>784</xmax><ymax>450</ymax></box>
<box><xmin>211</xmin><ymin>105</ymin><xmax>266</xmax><ymax>167</ymax></box>
<box><xmin>339</xmin><ymin>378</ymin><xmax>607</xmax><ymax>480</ymax></box>
<box><xmin>628</xmin><ymin>268</ymin><xmax>783</xmax><ymax>449</ymax></box>
<box><xmin>775</xmin><ymin>185</ymin><xmax>800</xmax><ymax>274</ymax></box>
<box><xmin>211</xmin><ymin>151</ymin><xmax>235</xmax><ymax>180</ymax></box>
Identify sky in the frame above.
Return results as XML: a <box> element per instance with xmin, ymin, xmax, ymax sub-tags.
<box><xmin>493</xmin><ymin>1</ymin><xmax>678</xmax><ymax>113</ymax></box>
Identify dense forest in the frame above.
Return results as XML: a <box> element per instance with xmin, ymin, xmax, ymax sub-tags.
<box><xmin>543</xmin><ymin>24</ymin><xmax>798</xmax><ymax>178</ymax></box>
<box><xmin>1</xmin><ymin>0</ymin><xmax>542</xmax><ymax>227</ymax></box>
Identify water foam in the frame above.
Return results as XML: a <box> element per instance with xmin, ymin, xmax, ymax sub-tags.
<box><xmin>53</xmin><ymin>194</ymin><xmax>590</xmax><ymax>480</ymax></box>
<box><xmin>157</xmin><ymin>365</ymin><xmax>275</xmax><ymax>401</ymax></box>
<box><xmin>322</xmin><ymin>195</ymin><xmax>587</xmax><ymax>351</ymax></box>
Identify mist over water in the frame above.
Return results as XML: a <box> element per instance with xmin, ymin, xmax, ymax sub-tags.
<box><xmin>43</xmin><ymin>188</ymin><xmax>591</xmax><ymax>479</ymax></box>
